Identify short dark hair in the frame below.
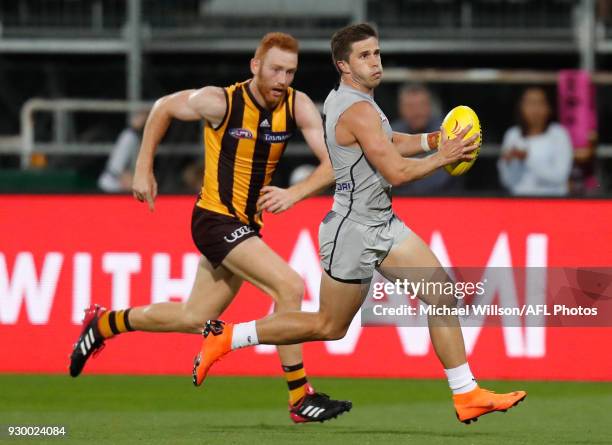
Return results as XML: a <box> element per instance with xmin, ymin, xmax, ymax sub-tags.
<box><xmin>331</xmin><ymin>23</ymin><xmax>378</xmax><ymax>73</ymax></box>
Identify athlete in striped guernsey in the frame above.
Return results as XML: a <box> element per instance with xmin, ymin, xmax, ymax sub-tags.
<box><xmin>199</xmin><ymin>79</ymin><xmax>297</xmax><ymax>229</ymax></box>
<box><xmin>68</xmin><ymin>32</ymin><xmax>351</xmax><ymax>423</ymax></box>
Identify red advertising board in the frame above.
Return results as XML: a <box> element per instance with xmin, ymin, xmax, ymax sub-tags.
<box><xmin>1</xmin><ymin>195</ymin><xmax>611</xmax><ymax>380</ymax></box>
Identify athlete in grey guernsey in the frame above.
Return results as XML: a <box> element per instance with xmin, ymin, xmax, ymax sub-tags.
<box><xmin>194</xmin><ymin>24</ymin><xmax>528</xmax><ymax>425</ymax></box>
<box><xmin>325</xmin><ymin>82</ymin><xmax>393</xmax><ymax>226</ymax></box>
<box><xmin>320</xmin><ymin>82</ymin><xmax>404</xmax><ymax>282</ymax></box>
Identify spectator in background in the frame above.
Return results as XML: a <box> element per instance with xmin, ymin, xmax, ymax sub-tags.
<box><xmin>290</xmin><ymin>164</ymin><xmax>316</xmax><ymax>186</ymax></box>
<box><xmin>498</xmin><ymin>87</ymin><xmax>573</xmax><ymax>196</ymax></box>
<box><xmin>181</xmin><ymin>157</ymin><xmax>204</xmax><ymax>193</ymax></box>
<box><xmin>98</xmin><ymin>110</ymin><xmax>149</xmax><ymax>192</ymax></box>
<box><xmin>391</xmin><ymin>83</ymin><xmax>461</xmax><ymax>195</ymax></box>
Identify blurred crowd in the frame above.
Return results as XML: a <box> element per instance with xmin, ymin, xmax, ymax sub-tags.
<box><xmin>285</xmin><ymin>83</ymin><xmax>597</xmax><ymax>197</ymax></box>
<box><xmin>95</xmin><ymin>81</ymin><xmax>601</xmax><ymax>198</ymax></box>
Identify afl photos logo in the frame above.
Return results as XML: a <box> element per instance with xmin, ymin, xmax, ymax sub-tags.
<box><xmin>224</xmin><ymin>225</ymin><xmax>255</xmax><ymax>243</ymax></box>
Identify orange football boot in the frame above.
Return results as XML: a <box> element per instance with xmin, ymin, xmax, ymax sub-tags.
<box><xmin>453</xmin><ymin>387</ymin><xmax>527</xmax><ymax>424</ymax></box>
<box><xmin>192</xmin><ymin>320</ymin><xmax>233</xmax><ymax>387</ymax></box>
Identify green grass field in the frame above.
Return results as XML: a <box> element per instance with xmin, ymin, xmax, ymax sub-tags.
<box><xmin>2</xmin><ymin>375</ymin><xmax>611</xmax><ymax>444</ymax></box>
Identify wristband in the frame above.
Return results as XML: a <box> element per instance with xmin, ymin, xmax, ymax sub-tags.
<box><xmin>420</xmin><ymin>133</ymin><xmax>431</xmax><ymax>152</ymax></box>
<box><xmin>429</xmin><ymin>131</ymin><xmax>441</xmax><ymax>151</ymax></box>
<box><xmin>421</xmin><ymin>131</ymin><xmax>441</xmax><ymax>152</ymax></box>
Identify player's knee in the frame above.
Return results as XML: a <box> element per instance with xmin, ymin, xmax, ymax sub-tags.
<box><xmin>433</xmin><ymin>291</ymin><xmax>458</xmax><ymax>308</ymax></box>
<box><xmin>181</xmin><ymin>307</ymin><xmax>213</xmax><ymax>334</ymax></box>
<box><xmin>273</xmin><ymin>273</ymin><xmax>305</xmax><ymax>308</ymax></box>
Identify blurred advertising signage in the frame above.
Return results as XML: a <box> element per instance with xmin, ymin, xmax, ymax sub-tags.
<box><xmin>1</xmin><ymin>195</ymin><xmax>611</xmax><ymax>381</ymax></box>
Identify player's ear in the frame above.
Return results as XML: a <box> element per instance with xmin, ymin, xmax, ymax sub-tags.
<box><xmin>336</xmin><ymin>60</ymin><xmax>349</xmax><ymax>75</ymax></box>
<box><xmin>250</xmin><ymin>58</ymin><xmax>260</xmax><ymax>76</ymax></box>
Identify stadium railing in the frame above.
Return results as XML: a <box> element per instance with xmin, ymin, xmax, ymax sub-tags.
<box><xmin>13</xmin><ymin>98</ymin><xmax>318</xmax><ymax>169</ymax></box>
<box><xmin>0</xmin><ymin>0</ymin><xmax>607</xmax><ymax>53</ymax></box>
<box><xmin>19</xmin><ymin>99</ymin><xmax>153</xmax><ymax>169</ymax></box>
<box><xmin>9</xmin><ymin>95</ymin><xmax>612</xmax><ymax>171</ymax></box>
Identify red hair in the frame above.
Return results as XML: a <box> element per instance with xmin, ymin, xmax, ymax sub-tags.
<box><xmin>254</xmin><ymin>32</ymin><xmax>299</xmax><ymax>59</ymax></box>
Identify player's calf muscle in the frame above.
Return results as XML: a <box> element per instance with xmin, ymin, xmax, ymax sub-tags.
<box><xmin>257</xmin><ymin>311</ymin><xmax>347</xmax><ymax>344</ymax></box>
<box><xmin>298</xmin><ymin>316</ymin><xmax>349</xmax><ymax>342</ymax></box>
<box><xmin>317</xmin><ymin>319</ymin><xmax>349</xmax><ymax>341</ymax></box>
<box><xmin>129</xmin><ymin>302</ymin><xmax>211</xmax><ymax>334</ymax></box>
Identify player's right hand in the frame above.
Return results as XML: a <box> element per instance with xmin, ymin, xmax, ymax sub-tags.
<box><xmin>132</xmin><ymin>168</ymin><xmax>158</xmax><ymax>212</ymax></box>
<box><xmin>437</xmin><ymin>124</ymin><xmax>480</xmax><ymax>165</ymax></box>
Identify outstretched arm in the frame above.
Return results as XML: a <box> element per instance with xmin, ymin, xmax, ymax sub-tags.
<box><xmin>257</xmin><ymin>91</ymin><xmax>334</xmax><ymax>214</ymax></box>
<box><xmin>392</xmin><ymin>130</ymin><xmax>441</xmax><ymax>157</ymax></box>
<box><xmin>341</xmin><ymin>101</ymin><xmax>478</xmax><ymax>187</ymax></box>
<box><xmin>132</xmin><ymin>87</ymin><xmax>226</xmax><ymax>211</ymax></box>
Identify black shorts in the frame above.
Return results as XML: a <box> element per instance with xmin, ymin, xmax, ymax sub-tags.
<box><xmin>191</xmin><ymin>205</ymin><xmax>261</xmax><ymax>268</ymax></box>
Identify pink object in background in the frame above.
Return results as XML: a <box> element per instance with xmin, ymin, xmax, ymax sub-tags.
<box><xmin>558</xmin><ymin>69</ymin><xmax>597</xmax><ymax>150</ymax></box>
<box><xmin>558</xmin><ymin>70</ymin><xmax>599</xmax><ymax>194</ymax></box>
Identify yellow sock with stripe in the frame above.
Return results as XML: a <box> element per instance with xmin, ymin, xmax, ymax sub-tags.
<box><xmin>283</xmin><ymin>362</ymin><xmax>309</xmax><ymax>406</ymax></box>
<box><xmin>97</xmin><ymin>309</ymin><xmax>134</xmax><ymax>339</ymax></box>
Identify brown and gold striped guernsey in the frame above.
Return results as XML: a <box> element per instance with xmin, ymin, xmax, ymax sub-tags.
<box><xmin>197</xmin><ymin>80</ymin><xmax>297</xmax><ymax>228</ymax></box>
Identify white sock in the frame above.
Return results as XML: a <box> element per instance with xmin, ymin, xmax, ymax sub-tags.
<box><xmin>444</xmin><ymin>363</ymin><xmax>478</xmax><ymax>395</ymax></box>
<box><xmin>231</xmin><ymin>321</ymin><xmax>259</xmax><ymax>350</ymax></box>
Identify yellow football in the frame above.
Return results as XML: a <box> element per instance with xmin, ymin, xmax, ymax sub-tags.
<box><xmin>441</xmin><ymin>105</ymin><xmax>482</xmax><ymax>176</ymax></box>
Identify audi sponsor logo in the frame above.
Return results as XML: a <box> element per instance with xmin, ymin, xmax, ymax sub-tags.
<box><xmin>224</xmin><ymin>225</ymin><xmax>255</xmax><ymax>243</ymax></box>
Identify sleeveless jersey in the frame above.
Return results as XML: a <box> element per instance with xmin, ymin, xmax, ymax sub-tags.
<box><xmin>323</xmin><ymin>83</ymin><xmax>393</xmax><ymax>226</ymax></box>
<box><xmin>197</xmin><ymin>80</ymin><xmax>296</xmax><ymax>228</ymax></box>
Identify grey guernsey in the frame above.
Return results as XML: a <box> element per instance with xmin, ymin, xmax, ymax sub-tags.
<box><xmin>323</xmin><ymin>82</ymin><xmax>394</xmax><ymax>226</ymax></box>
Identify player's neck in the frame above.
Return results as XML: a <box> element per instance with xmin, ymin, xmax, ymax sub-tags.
<box><xmin>341</xmin><ymin>77</ymin><xmax>373</xmax><ymax>97</ymax></box>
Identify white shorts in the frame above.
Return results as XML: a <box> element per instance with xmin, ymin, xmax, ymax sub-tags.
<box><xmin>319</xmin><ymin>211</ymin><xmax>411</xmax><ymax>283</ymax></box>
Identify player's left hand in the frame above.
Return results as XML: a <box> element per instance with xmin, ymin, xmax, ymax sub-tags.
<box><xmin>257</xmin><ymin>186</ymin><xmax>297</xmax><ymax>214</ymax></box>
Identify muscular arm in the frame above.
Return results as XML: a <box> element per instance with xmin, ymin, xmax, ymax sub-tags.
<box><xmin>135</xmin><ymin>87</ymin><xmax>225</xmax><ymax>171</ymax></box>
<box><xmin>257</xmin><ymin>91</ymin><xmax>334</xmax><ymax>214</ymax></box>
<box><xmin>392</xmin><ymin>131</ymin><xmax>441</xmax><ymax>157</ymax></box>
<box><xmin>289</xmin><ymin>91</ymin><xmax>334</xmax><ymax>199</ymax></box>
<box><xmin>340</xmin><ymin>102</ymin><xmax>477</xmax><ymax>187</ymax></box>
<box><xmin>132</xmin><ymin>86</ymin><xmax>226</xmax><ymax>210</ymax></box>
